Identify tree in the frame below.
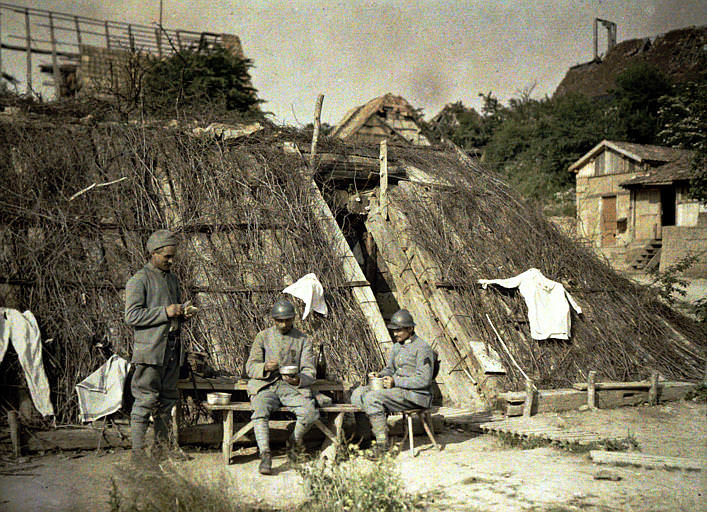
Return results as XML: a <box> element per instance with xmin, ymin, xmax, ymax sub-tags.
<box><xmin>658</xmin><ymin>62</ymin><xmax>707</xmax><ymax>203</ymax></box>
<box><xmin>611</xmin><ymin>63</ymin><xmax>673</xmax><ymax>144</ymax></box>
<box><xmin>142</xmin><ymin>43</ymin><xmax>262</xmax><ymax>115</ymax></box>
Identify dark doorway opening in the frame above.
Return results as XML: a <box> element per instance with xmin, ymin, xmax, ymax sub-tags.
<box><xmin>660</xmin><ymin>187</ymin><xmax>676</xmax><ymax>228</ymax></box>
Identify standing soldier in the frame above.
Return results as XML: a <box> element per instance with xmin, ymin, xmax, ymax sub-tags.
<box><xmin>246</xmin><ymin>298</ymin><xmax>319</xmax><ymax>475</ymax></box>
<box><xmin>350</xmin><ymin>309</ymin><xmax>436</xmax><ymax>455</ymax></box>
<box><xmin>125</xmin><ymin>229</ymin><xmax>191</xmax><ymax>465</ymax></box>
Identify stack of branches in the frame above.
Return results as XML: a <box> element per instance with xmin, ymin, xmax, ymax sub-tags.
<box><xmin>0</xmin><ymin>120</ymin><xmax>382</xmax><ymax>423</ymax></box>
<box><xmin>388</xmin><ymin>146</ymin><xmax>706</xmax><ymax>390</ymax></box>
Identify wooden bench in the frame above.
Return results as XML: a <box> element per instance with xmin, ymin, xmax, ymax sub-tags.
<box><xmin>204</xmin><ymin>402</ymin><xmax>361</xmax><ymax>464</ymax></box>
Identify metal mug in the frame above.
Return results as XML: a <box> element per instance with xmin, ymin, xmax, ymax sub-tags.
<box><xmin>370</xmin><ymin>376</ymin><xmax>384</xmax><ymax>391</ymax></box>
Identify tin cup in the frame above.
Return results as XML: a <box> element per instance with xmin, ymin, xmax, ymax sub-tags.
<box><xmin>369</xmin><ymin>376</ymin><xmax>384</xmax><ymax>391</ymax></box>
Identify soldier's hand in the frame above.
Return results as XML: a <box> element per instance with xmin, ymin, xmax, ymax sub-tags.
<box><xmin>382</xmin><ymin>376</ymin><xmax>394</xmax><ymax>389</ymax></box>
<box><xmin>264</xmin><ymin>360</ymin><xmax>279</xmax><ymax>372</ymax></box>
<box><xmin>166</xmin><ymin>304</ymin><xmax>183</xmax><ymax>317</ymax></box>
<box><xmin>282</xmin><ymin>374</ymin><xmax>300</xmax><ymax>386</ymax></box>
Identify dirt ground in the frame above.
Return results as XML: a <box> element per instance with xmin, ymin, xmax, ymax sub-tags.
<box><xmin>1</xmin><ymin>400</ymin><xmax>705</xmax><ymax>512</ymax></box>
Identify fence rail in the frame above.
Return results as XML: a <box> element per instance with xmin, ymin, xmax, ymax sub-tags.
<box><xmin>0</xmin><ymin>2</ymin><xmax>226</xmax><ymax>96</ymax></box>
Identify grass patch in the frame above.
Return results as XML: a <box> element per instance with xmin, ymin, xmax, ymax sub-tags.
<box><xmin>496</xmin><ymin>432</ymin><xmax>639</xmax><ymax>453</ymax></box>
<box><xmin>295</xmin><ymin>444</ymin><xmax>433</xmax><ymax>511</ymax></box>
<box><xmin>685</xmin><ymin>383</ymin><xmax>707</xmax><ymax>402</ymax></box>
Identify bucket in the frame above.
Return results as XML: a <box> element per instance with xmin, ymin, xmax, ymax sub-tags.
<box><xmin>370</xmin><ymin>376</ymin><xmax>384</xmax><ymax>391</ymax></box>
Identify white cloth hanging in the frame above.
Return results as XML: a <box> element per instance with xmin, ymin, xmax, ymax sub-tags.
<box><xmin>75</xmin><ymin>354</ymin><xmax>129</xmax><ymax>423</ymax></box>
<box><xmin>0</xmin><ymin>308</ymin><xmax>55</xmax><ymax>417</ymax></box>
<box><xmin>283</xmin><ymin>273</ymin><xmax>328</xmax><ymax>320</ymax></box>
<box><xmin>478</xmin><ymin>268</ymin><xmax>582</xmax><ymax>340</ymax></box>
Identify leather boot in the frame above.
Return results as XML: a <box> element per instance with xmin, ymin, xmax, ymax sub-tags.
<box><xmin>258</xmin><ymin>451</ymin><xmax>272</xmax><ymax>475</ymax></box>
<box><xmin>369</xmin><ymin>413</ymin><xmax>388</xmax><ymax>457</ymax></box>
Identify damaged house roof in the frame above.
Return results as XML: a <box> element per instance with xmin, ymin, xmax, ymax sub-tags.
<box><xmin>554</xmin><ymin>25</ymin><xmax>707</xmax><ymax>100</ymax></box>
<box><xmin>330</xmin><ymin>93</ymin><xmax>431</xmax><ymax>146</ymax></box>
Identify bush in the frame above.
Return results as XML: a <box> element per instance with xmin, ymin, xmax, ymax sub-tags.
<box><xmin>296</xmin><ymin>445</ymin><xmax>427</xmax><ymax>511</ymax></box>
<box><xmin>142</xmin><ymin>42</ymin><xmax>262</xmax><ymax>116</ymax></box>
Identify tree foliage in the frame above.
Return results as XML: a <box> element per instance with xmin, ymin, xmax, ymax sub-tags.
<box><xmin>610</xmin><ymin>62</ymin><xmax>673</xmax><ymax>144</ymax></box>
<box><xmin>658</xmin><ymin>61</ymin><xmax>707</xmax><ymax>203</ymax></box>
<box><xmin>142</xmin><ymin>43</ymin><xmax>262</xmax><ymax>115</ymax></box>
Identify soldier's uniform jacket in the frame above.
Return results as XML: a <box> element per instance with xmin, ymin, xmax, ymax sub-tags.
<box><xmin>379</xmin><ymin>334</ymin><xmax>436</xmax><ymax>407</ymax></box>
<box><xmin>245</xmin><ymin>325</ymin><xmax>316</xmax><ymax>397</ymax></box>
<box><xmin>124</xmin><ymin>262</ymin><xmax>184</xmax><ymax>366</ymax></box>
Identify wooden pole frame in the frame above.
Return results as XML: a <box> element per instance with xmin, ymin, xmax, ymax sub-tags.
<box><xmin>24</xmin><ymin>8</ymin><xmax>32</xmax><ymax>93</ymax></box>
<box><xmin>379</xmin><ymin>139</ymin><xmax>388</xmax><ymax>220</ymax></box>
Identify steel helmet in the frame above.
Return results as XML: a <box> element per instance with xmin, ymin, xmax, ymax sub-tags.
<box><xmin>386</xmin><ymin>309</ymin><xmax>415</xmax><ymax>329</ymax></box>
<box><xmin>271</xmin><ymin>299</ymin><xmax>295</xmax><ymax>319</ymax></box>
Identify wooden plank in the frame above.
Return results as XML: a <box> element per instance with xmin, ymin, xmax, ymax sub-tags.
<box><xmin>310</xmin><ymin>94</ymin><xmax>324</xmax><ymax>167</ymax></box>
<box><xmin>365</xmin><ymin>209</ymin><xmax>478</xmax><ymax>406</ymax></box>
<box><xmin>301</xmin><ymin>168</ymin><xmax>392</xmax><ymax>353</ymax></box>
<box><xmin>379</xmin><ymin>139</ymin><xmax>388</xmax><ymax>219</ymax></box>
<box><xmin>590</xmin><ymin>450</ymin><xmax>705</xmax><ymax>471</ymax></box>
<box><xmin>501</xmin><ymin>382</ymin><xmax>695</xmax><ymax>415</ymax></box>
<box><xmin>572</xmin><ymin>381</ymin><xmax>653</xmax><ymax>391</ymax></box>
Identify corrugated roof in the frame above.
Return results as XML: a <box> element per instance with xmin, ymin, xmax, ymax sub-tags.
<box><xmin>620</xmin><ymin>154</ymin><xmax>695</xmax><ymax>187</ymax></box>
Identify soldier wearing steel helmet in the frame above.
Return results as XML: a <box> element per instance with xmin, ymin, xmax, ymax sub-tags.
<box><xmin>350</xmin><ymin>309</ymin><xmax>437</xmax><ymax>455</ymax></box>
<box><xmin>245</xmin><ymin>298</ymin><xmax>319</xmax><ymax>475</ymax></box>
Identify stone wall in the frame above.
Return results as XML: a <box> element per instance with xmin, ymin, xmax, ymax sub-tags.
<box><xmin>659</xmin><ymin>226</ymin><xmax>707</xmax><ymax>277</ymax></box>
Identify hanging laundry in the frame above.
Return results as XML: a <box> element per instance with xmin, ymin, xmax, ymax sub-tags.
<box><xmin>0</xmin><ymin>308</ymin><xmax>55</xmax><ymax>416</ymax></box>
<box><xmin>283</xmin><ymin>273</ymin><xmax>328</xmax><ymax>320</ymax></box>
<box><xmin>478</xmin><ymin>268</ymin><xmax>582</xmax><ymax>341</ymax></box>
<box><xmin>76</xmin><ymin>354</ymin><xmax>129</xmax><ymax>423</ymax></box>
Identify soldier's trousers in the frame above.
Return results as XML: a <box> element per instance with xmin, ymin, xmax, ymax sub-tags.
<box><xmin>350</xmin><ymin>386</ymin><xmax>422</xmax><ymax>416</ymax></box>
<box><xmin>250</xmin><ymin>380</ymin><xmax>319</xmax><ymax>426</ymax></box>
<box><xmin>130</xmin><ymin>339</ymin><xmax>180</xmax><ymax>449</ymax></box>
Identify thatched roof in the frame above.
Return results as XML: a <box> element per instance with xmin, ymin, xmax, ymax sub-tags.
<box><xmin>1</xmin><ymin>114</ymin><xmax>705</xmax><ymax>421</ymax></box>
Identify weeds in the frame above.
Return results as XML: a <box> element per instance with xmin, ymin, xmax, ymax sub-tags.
<box><xmin>685</xmin><ymin>383</ymin><xmax>707</xmax><ymax>402</ymax></box>
<box><xmin>497</xmin><ymin>431</ymin><xmax>639</xmax><ymax>454</ymax></box>
<box><xmin>295</xmin><ymin>444</ymin><xmax>430</xmax><ymax>511</ymax></box>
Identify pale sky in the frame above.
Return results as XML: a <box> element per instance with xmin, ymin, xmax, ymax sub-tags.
<box><xmin>3</xmin><ymin>1</ymin><xmax>707</xmax><ymax>126</ymax></box>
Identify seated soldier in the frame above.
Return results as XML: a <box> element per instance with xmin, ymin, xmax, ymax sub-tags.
<box><xmin>350</xmin><ymin>309</ymin><xmax>436</xmax><ymax>455</ymax></box>
<box><xmin>245</xmin><ymin>298</ymin><xmax>319</xmax><ymax>475</ymax></box>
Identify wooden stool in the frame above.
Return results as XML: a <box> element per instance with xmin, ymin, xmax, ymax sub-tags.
<box><xmin>399</xmin><ymin>408</ymin><xmax>441</xmax><ymax>457</ymax></box>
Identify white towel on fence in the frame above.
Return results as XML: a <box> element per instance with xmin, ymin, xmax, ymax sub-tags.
<box><xmin>0</xmin><ymin>308</ymin><xmax>55</xmax><ymax>417</ymax></box>
<box><xmin>283</xmin><ymin>273</ymin><xmax>328</xmax><ymax>320</ymax></box>
<box><xmin>478</xmin><ymin>268</ymin><xmax>582</xmax><ymax>340</ymax></box>
<box><xmin>76</xmin><ymin>354</ymin><xmax>129</xmax><ymax>423</ymax></box>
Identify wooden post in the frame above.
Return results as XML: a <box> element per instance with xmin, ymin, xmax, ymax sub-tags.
<box><xmin>49</xmin><ymin>13</ymin><xmax>61</xmax><ymax>99</ymax></box>
<box><xmin>74</xmin><ymin>16</ymin><xmax>82</xmax><ymax>45</ymax></box>
<box><xmin>127</xmin><ymin>24</ymin><xmax>135</xmax><ymax>52</ymax></box>
<box><xmin>379</xmin><ymin>139</ymin><xmax>388</xmax><ymax>220</ymax></box>
<box><xmin>222</xmin><ymin>410</ymin><xmax>233</xmax><ymax>464</ymax></box>
<box><xmin>523</xmin><ymin>378</ymin><xmax>534</xmax><ymax>418</ymax></box>
<box><xmin>648</xmin><ymin>372</ymin><xmax>659</xmax><ymax>405</ymax></box>
<box><xmin>309</xmin><ymin>94</ymin><xmax>324</xmax><ymax>168</ymax></box>
<box><xmin>104</xmin><ymin>21</ymin><xmax>111</xmax><ymax>49</ymax></box>
<box><xmin>587</xmin><ymin>371</ymin><xmax>597</xmax><ymax>410</ymax></box>
<box><xmin>0</xmin><ymin>9</ymin><xmax>3</xmax><ymax>81</ymax></box>
<box><xmin>24</xmin><ymin>8</ymin><xmax>32</xmax><ymax>94</ymax></box>
<box><xmin>155</xmin><ymin>27</ymin><xmax>162</xmax><ymax>57</ymax></box>
<box><xmin>8</xmin><ymin>411</ymin><xmax>20</xmax><ymax>458</ymax></box>
<box><xmin>176</xmin><ymin>30</ymin><xmax>182</xmax><ymax>50</ymax></box>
